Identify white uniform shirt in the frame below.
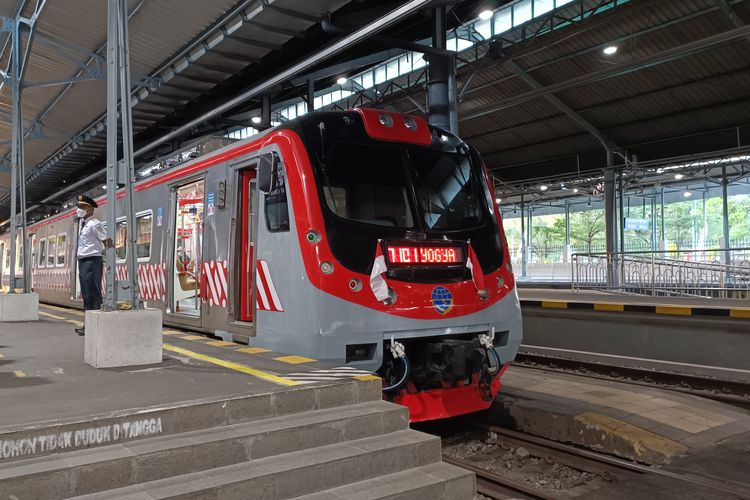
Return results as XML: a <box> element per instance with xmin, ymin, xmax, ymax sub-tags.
<box><xmin>77</xmin><ymin>217</ymin><xmax>106</xmax><ymax>258</ymax></box>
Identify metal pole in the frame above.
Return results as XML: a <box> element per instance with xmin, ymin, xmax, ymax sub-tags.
<box><xmin>651</xmin><ymin>196</ymin><xmax>657</xmax><ymax>251</ymax></box>
<box><xmin>604</xmin><ymin>151</ymin><xmax>618</xmax><ymax>287</ymax></box>
<box><xmin>8</xmin><ymin>18</ymin><xmax>20</xmax><ymax>294</ymax></box>
<box><xmin>118</xmin><ymin>0</ymin><xmax>140</xmax><ymax>309</ymax></box>
<box><xmin>427</xmin><ymin>5</ymin><xmax>458</xmax><ymax>134</ymax></box>
<box><xmin>618</xmin><ymin>169</ymin><xmax>625</xmax><ymax>254</ymax></box>
<box><xmin>307</xmin><ymin>79</ymin><xmax>315</xmax><ymax>112</ymax></box>
<box><xmin>104</xmin><ymin>0</ymin><xmax>118</xmax><ymax>310</ymax></box>
<box><xmin>660</xmin><ymin>187</ymin><xmax>665</xmax><ymax>249</ymax></box>
<box><xmin>15</xmin><ymin>19</ymin><xmax>29</xmax><ymax>293</ymax></box>
<box><xmin>722</xmin><ymin>166</ymin><xmax>731</xmax><ymax>265</ymax></box>
<box><xmin>564</xmin><ymin>199</ymin><xmax>570</xmax><ymax>263</ymax></box>
<box><xmin>527</xmin><ymin>207</ymin><xmax>533</xmax><ymax>265</ymax></box>
<box><xmin>520</xmin><ymin>194</ymin><xmax>526</xmax><ymax>278</ymax></box>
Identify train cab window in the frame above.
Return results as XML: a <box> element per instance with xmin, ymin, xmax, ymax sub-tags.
<box><xmin>322</xmin><ymin>142</ymin><xmax>413</xmax><ymax>228</ymax></box>
<box><xmin>47</xmin><ymin>236</ymin><xmax>57</xmax><ymax>268</ymax></box>
<box><xmin>56</xmin><ymin>234</ymin><xmax>67</xmax><ymax>266</ymax></box>
<box><xmin>265</xmin><ymin>160</ymin><xmax>290</xmax><ymax>232</ymax></box>
<box><xmin>38</xmin><ymin>238</ymin><xmax>47</xmax><ymax>268</ymax></box>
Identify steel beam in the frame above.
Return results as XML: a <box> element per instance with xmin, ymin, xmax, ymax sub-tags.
<box><xmin>461</xmin><ymin>23</ymin><xmax>750</xmax><ymax>122</ymax></box>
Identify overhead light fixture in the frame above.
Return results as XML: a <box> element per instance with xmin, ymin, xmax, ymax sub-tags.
<box><xmin>602</xmin><ymin>45</ymin><xmax>618</xmax><ymax>56</ymax></box>
<box><xmin>540</xmin><ymin>185</ymin><xmax>549</xmax><ymax>192</ymax></box>
<box><xmin>495</xmin><ymin>198</ymin><xmax>502</xmax><ymax>203</ymax></box>
<box><xmin>251</xmin><ymin>116</ymin><xmax>262</xmax><ymax>124</ymax></box>
<box><xmin>674</xmin><ymin>173</ymin><xmax>684</xmax><ymax>180</ymax></box>
<box><xmin>683</xmin><ymin>191</ymin><xmax>693</xmax><ymax>198</ymax></box>
<box><xmin>478</xmin><ymin>9</ymin><xmax>493</xmax><ymax>20</ymax></box>
<box><xmin>101</xmin><ymin>185</ymin><xmax>107</xmax><ymax>190</ymax></box>
<box><xmin>573</xmin><ymin>188</ymin><xmax>579</xmax><ymax>193</ymax></box>
<box><xmin>336</xmin><ymin>77</ymin><xmax>348</xmax><ymax>85</ymax></box>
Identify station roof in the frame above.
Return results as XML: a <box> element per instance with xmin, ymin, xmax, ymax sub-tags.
<box><xmin>2</xmin><ymin>0</ymin><xmax>750</xmax><ymax>223</ymax></box>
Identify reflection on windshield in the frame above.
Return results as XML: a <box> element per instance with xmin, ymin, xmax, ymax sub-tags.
<box><xmin>320</xmin><ymin>141</ymin><xmax>484</xmax><ymax>231</ymax></box>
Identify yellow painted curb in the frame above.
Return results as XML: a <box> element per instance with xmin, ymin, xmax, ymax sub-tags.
<box><xmin>730</xmin><ymin>309</ymin><xmax>750</xmax><ymax>319</ymax></box>
<box><xmin>179</xmin><ymin>335</ymin><xmax>205</xmax><ymax>341</ymax></box>
<box><xmin>236</xmin><ymin>347</ymin><xmax>272</xmax><ymax>354</ymax></box>
<box><xmin>655</xmin><ymin>306</ymin><xmax>692</xmax><ymax>316</ymax></box>
<box><xmin>354</xmin><ymin>375</ymin><xmax>382</xmax><ymax>381</ymax></box>
<box><xmin>205</xmin><ymin>340</ymin><xmax>236</xmax><ymax>347</ymax></box>
<box><xmin>542</xmin><ymin>301</ymin><xmax>568</xmax><ymax>309</ymax></box>
<box><xmin>575</xmin><ymin>412</ymin><xmax>687</xmax><ymax>458</ymax></box>
<box><xmin>163</xmin><ymin>343</ymin><xmax>301</xmax><ymax>387</ymax></box>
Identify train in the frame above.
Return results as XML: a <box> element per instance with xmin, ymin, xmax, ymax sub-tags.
<box><xmin>0</xmin><ymin>108</ymin><xmax>522</xmax><ymax>421</ymax></box>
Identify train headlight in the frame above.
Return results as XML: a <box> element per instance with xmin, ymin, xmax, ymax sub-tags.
<box><xmin>378</xmin><ymin>113</ymin><xmax>393</xmax><ymax>127</ymax></box>
<box><xmin>320</xmin><ymin>261</ymin><xmax>334</xmax><ymax>274</ymax></box>
<box><xmin>404</xmin><ymin>117</ymin><xmax>417</xmax><ymax>130</ymax></box>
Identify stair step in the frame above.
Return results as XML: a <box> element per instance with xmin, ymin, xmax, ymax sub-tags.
<box><xmin>293</xmin><ymin>462</ymin><xmax>476</xmax><ymax>499</ymax></box>
<box><xmin>70</xmin><ymin>430</ymin><xmax>442</xmax><ymax>499</ymax></box>
<box><xmin>0</xmin><ymin>400</ymin><xmax>408</xmax><ymax>499</ymax></box>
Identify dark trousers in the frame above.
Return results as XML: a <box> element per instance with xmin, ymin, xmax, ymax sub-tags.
<box><xmin>78</xmin><ymin>256</ymin><xmax>103</xmax><ymax>310</ymax></box>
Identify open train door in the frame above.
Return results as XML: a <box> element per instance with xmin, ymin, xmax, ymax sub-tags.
<box><xmin>239</xmin><ymin>170</ymin><xmax>256</xmax><ymax>322</ymax></box>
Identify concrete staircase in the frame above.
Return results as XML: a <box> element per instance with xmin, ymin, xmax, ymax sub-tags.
<box><xmin>0</xmin><ymin>379</ymin><xmax>474</xmax><ymax>499</ymax></box>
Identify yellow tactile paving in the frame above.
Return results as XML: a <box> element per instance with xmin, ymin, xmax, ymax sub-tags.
<box><xmin>594</xmin><ymin>303</ymin><xmax>625</xmax><ymax>312</ymax></box>
<box><xmin>235</xmin><ymin>347</ymin><xmax>272</xmax><ymax>354</ymax></box>
<box><xmin>13</xmin><ymin>371</ymin><xmax>26</xmax><ymax>378</ymax></box>
<box><xmin>273</xmin><ymin>355</ymin><xmax>317</xmax><ymax>364</ymax></box>
<box><xmin>162</xmin><ymin>330</ymin><xmax>184</xmax><ymax>336</ymax></box>
<box><xmin>205</xmin><ymin>340</ymin><xmax>236</xmax><ymax>347</ymax></box>
<box><xmin>178</xmin><ymin>335</ymin><xmax>206</xmax><ymax>341</ymax></box>
<box><xmin>730</xmin><ymin>308</ymin><xmax>750</xmax><ymax>319</ymax></box>
<box><xmin>163</xmin><ymin>343</ymin><xmax>301</xmax><ymax>387</ymax></box>
<box><xmin>541</xmin><ymin>301</ymin><xmax>568</xmax><ymax>309</ymax></box>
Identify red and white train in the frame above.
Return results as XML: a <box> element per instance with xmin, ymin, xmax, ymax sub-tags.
<box><xmin>0</xmin><ymin>108</ymin><xmax>522</xmax><ymax>421</ymax></box>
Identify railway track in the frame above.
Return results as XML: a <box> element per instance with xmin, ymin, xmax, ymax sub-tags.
<box><xmin>515</xmin><ymin>350</ymin><xmax>750</xmax><ymax>410</ymax></box>
<box><xmin>445</xmin><ymin>424</ymin><xmax>750</xmax><ymax>499</ymax></box>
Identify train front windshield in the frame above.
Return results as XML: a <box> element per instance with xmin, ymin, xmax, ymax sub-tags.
<box><xmin>298</xmin><ymin>112</ymin><xmax>504</xmax><ymax>279</ymax></box>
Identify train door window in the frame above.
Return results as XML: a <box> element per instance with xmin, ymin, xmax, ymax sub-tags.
<box><xmin>136</xmin><ymin>213</ymin><xmax>152</xmax><ymax>259</ymax></box>
<box><xmin>264</xmin><ymin>159</ymin><xmax>289</xmax><ymax>232</ymax></box>
<box><xmin>38</xmin><ymin>238</ymin><xmax>47</xmax><ymax>268</ymax></box>
<box><xmin>239</xmin><ymin>170</ymin><xmax>256</xmax><ymax>322</ymax></box>
<box><xmin>17</xmin><ymin>242</ymin><xmax>23</xmax><ymax>269</ymax></box>
<box><xmin>172</xmin><ymin>180</ymin><xmax>204</xmax><ymax>317</ymax></box>
<box><xmin>47</xmin><ymin>236</ymin><xmax>57</xmax><ymax>268</ymax></box>
<box><xmin>115</xmin><ymin>219</ymin><xmax>127</xmax><ymax>261</ymax></box>
<box><xmin>57</xmin><ymin>234</ymin><xmax>67</xmax><ymax>266</ymax></box>
<box><xmin>0</xmin><ymin>243</ymin><xmax>4</xmax><ymax>276</ymax></box>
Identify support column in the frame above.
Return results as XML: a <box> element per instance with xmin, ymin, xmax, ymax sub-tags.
<box><xmin>651</xmin><ymin>196</ymin><xmax>658</xmax><ymax>251</ymax></box>
<box><xmin>520</xmin><ymin>194</ymin><xmax>527</xmax><ymax>278</ymax></box>
<box><xmin>722</xmin><ymin>166</ymin><xmax>731</xmax><ymax>264</ymax></box>
<box><xmin>564</xmin><ymin>200</ymin><xmax>571</xmax><ymax>263</ymax></box>
<box><xmin>1</xmin><ymin>17</ymin><xmax>38</xmax><ymax>321</ymax></box>
<box><xmin>307</xmin><ymin>79</ymin><xmax>315</xmax><ymax>113</ymax></box>
<box><xmin>426</xmin><ymin>6</ymin><xmax>458</xmax><ymax>134</ymax></box>
<box><xmin>604</xmin><ymin>150</ymin><xmax>618</xmax><ymax>287</ymax></box>
<box><xmin>660</xmin><ymin>187</ymin><xmax>666</xmax><ymax>251</ymax></box>
<box><xmin>85</xmin><ymin>0</ymin><xmax>160</xmax><ymax>367</ymax></box>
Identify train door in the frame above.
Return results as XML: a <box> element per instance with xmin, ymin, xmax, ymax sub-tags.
<box><xmin>171</xmin><ymin>179</ymin><xmax>205</xmax><ymax>319</ymax></box>
<box><xmin>239</xmin><ymin>170</ymin><xmax>256</xmax><ymax>322</ymax></box>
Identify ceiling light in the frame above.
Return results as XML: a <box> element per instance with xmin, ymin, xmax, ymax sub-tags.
<box><xmin>683</xmin><ymin>191</ymin><xmax>692</xmax><ymax>198</ymax></box>
<box><xmin>478</xmin><ymin>9</ymin><xmax>493</xmax><ymax>20</ymax></box>
<box><xmin>101</xmin><ymin>185</ymin><xmax>107</xmax><ymax>190</ymax></box>
<box><xmin>602</xmin><ymin>45</ymin><xmax>618</xmax><ymax>56</ymax></box>
<box><xmin>674</xmin><ymin>173</ymin><xmax>684</xmax><ymax>180</ymax></box>
<box><xmin>495</xmin><ymin>198</ymin><xmax>502</xmax><ymax>203</ymax></box>
<box><xmin>540</xmin><ymin>185</ymin><xmax>549</xmax><ymax>192</ymax></box>
<box><xmin>251</xmin><ymin>116</ymin><xmax>262</xmax><ymax>124</ymax></box>
<box><xmin>573</xmin><ymin>188</ymin><xmax>579</xmax><ymax>193</ymax></box>
<box><xmin>336</xmin><ymin>77</ymin><xmax>348</xmax><ymax>85</ymax></box>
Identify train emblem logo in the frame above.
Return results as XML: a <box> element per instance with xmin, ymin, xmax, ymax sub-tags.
<box><xmin>431</xmin><ymin>286</ymin><xmax>454</xmax><ymax>315</ymax></box>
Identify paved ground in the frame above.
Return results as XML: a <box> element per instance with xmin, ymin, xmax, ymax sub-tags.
<box><xmin>0</xmin><ymin>304</ymin><xmax>376</xmax><ymax>429</ymax></box>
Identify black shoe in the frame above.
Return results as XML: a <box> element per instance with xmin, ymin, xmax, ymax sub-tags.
<box><xmin>74</xmin><ymin>327</ymin><xmax>85</xmax><ymax>336</ymax></box>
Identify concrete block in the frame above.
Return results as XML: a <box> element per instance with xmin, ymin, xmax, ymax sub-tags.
<box><xmin>0</xmin><ymin>293</ymin><xmax>38</xmax><ymax>322</ymax></box>
<box><xmin>84</xmin><ymin>309</ymin><xmax>162</xmax><ymax>368</ymax></box>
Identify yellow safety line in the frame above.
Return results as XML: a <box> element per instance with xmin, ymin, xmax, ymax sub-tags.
<box><xmin>205</xmin><ymin>340</ymin><xmax>236</xmax><ymax>347</ymax></box>
<box><xmin>163</xmin><ymin>343</ymin><xmax>301</xmax><ymax>387</ymax></box>
<box><xmin>0</xmin><ymin>352</ymin><xmax>4</xmax><ymax>359</ymax></box>
<box><xmin>39</xmin><ymin>311</ymin><xmax>81</xmax><ymax>325</ymax></box>
<box><xmin>730</xmin><ymin>309</ymin><xmax>750</xmax><ymax>319</ymax></box>
<box><xmin>41</xmin><ymin>304</ymin><xmax>84</xmax><ymax>316</ymax></box>
<box><xmin>162</xmin><ymin>330</ymin><xmax>184</xmax><ymax>336</ymax></box>
<box><xmin>594</xmin><ymin>303</ymin><xmax>625</xmax><ymax>312</ymax></box>
<box><xmin>354</xmin><ymin>374</ymin><xmax>382</xmax><ymax>381</ymax></box>
<box><xmin>235</xmin><ymin>347</ymin><xmax>272</xmax><ymax>354</ymax></box>
<box><xmin>541</xmin><ymin>301</ymin><xmax>568</xmax><ymax>309</ymax></box>
<box><xmin>178</xmin><ymin>335</ymin><xmax>206</xmax><ymax>341</ymax></box>
<box><xmin>273</xmin><ymin>355</ymin><xmax>316</xmax><ymax>364</ymax></box>
<box><xmin>655</xmin><ymin>306</ymin><xmax>692</xmax><ymax>316</ymax></box>
<box><xmin>13</xmin><ymin>370</ymin><xmax>26</xmax><ymax>378</ymax></box>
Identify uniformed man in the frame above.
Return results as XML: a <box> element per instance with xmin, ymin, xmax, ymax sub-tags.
<box><xmin>75</xmin><ymin>194</ymin><xmax>108</xmax><ymax>336</ymax></box>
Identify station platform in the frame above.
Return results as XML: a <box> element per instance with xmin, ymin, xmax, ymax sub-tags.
<box><xmin>0</xmin><ymin>304</ymin><xmax>475</xmax><ymax>499</ymax></box>
<box><xmin>492</xmin><ymin>366</ymin><xmax>750</xmax><ymax>465</ymax></box>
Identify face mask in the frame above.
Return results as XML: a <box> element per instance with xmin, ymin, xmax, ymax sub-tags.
<box><xmin>76</xmin><ymin>208</ymin><xmax>87</xmax><ymax>218</ymax></box>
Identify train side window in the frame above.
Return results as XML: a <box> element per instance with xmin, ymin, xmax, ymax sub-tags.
<box><xmin>47</xmin><ymin>236</ymin><xmax>57</xmax><ymax>267</ymax></box>
<box><xmin>57</xmin><ymin>233</ymin><xmax>67</xmax><ymax>266</ymax></box>
<box><xmin>38</xmin><ymin>238</ymin><xmax>47</xmax><ymax>268</ymax></box>
<box><xmin>264</xmin><ymin>158</ymin><xmax>290</xmax><ymax>233</ymax></box>
<box><xmin>136</xmin><ymin>213</ymin><xmax>152</xmax><ymax>259</ymax></box>
<box><xmin>0</xmin><ymin>243</ymin><xmax>4</xmax><ymax>272</ymax></box>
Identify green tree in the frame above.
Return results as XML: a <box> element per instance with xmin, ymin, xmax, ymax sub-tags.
<box><xmin>531</xmin><ymin>224</ymin><xmax>560</xmax><ymax>261</ymax></box>
<box><xmin>568</xmin><ymin>209</ymin><xmax>605</xmax><ymax>253</ymax></box>
<box><xmin>664</xmin><ymin>202</ymin><xmax>693</xmax><ymax>248</ymax></box>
